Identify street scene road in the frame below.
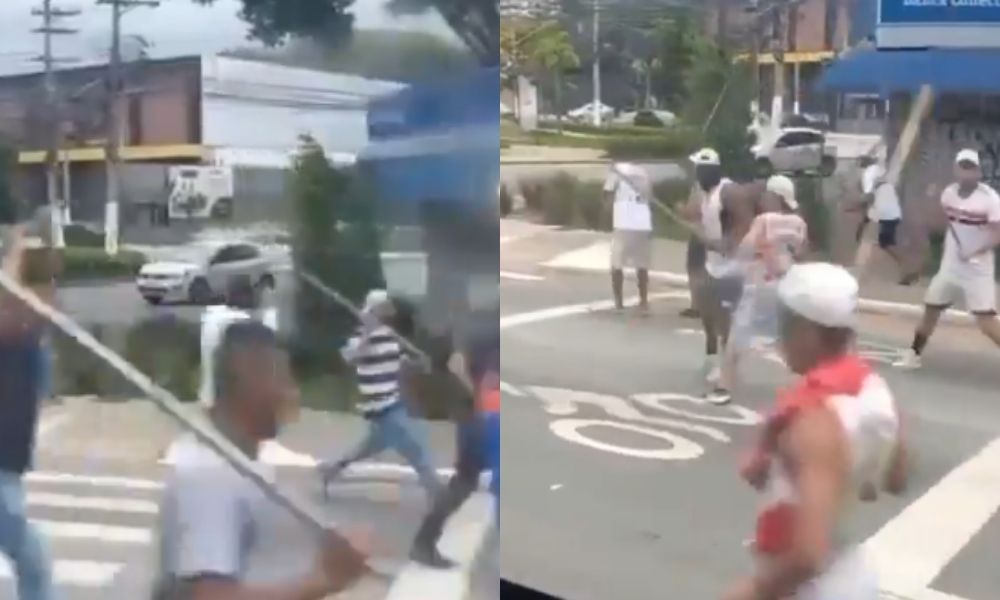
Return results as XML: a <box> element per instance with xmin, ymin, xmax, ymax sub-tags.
<box><xmin>500</xmin><ymin>223</ymin><xmax>1000</xmax><ymax>600</ymax></box>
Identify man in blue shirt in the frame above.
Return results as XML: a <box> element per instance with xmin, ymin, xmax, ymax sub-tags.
<box><xmin>0</xmin><ymin>225</ymin><xmax>57</xmax><ymax>600</ymax></box>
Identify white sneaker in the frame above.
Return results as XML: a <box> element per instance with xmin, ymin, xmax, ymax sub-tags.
<box><xmin>893</xmin><ymin>349</ymin><xmax>922</xmax><ymax>370</ymax></box>
<box><xmin>706</xmin><ymin>388</ymin><xmax>732</xmax><ymax>406</ymax></box>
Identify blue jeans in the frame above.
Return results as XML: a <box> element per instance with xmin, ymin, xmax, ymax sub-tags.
<box><xmin>0</xmin><ymin>471</ymin><xmax>54</xmax><ymax>600</ymax></box>
<box><xmin>325</xmin><ymin>403</ymin><xmax>442</xmax><ymax>498</ymax></box>
<box><xmin>483</xmin><ymin>412</ymin><xmax>500</xmax><ymax>521</ymax></box>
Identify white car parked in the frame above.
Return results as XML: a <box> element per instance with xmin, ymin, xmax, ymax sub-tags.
<box><xmin>136</xmin><ymin>242</ymin><xmax>274</xmax><ymax>305</ymax></box>
<box><xmin>752</xmin><ymin>127</ymin><xmax>838</xmax><ymax>177</ymax></box>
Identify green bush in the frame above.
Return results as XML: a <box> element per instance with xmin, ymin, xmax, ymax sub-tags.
<box><xmin>540</xmin><ymin>173</ymin><xmax>577</xmax><ymax>226</ymax></box>
<box><xmin>541</xmin><ymin>121</ymin><xmax>666</xmax><ymax>138</ymax></box>
<box><xmin>576</xmin><ymin>182</ymin><xmax>608</xmax><ymax>231</ymax></box>
<box><xmin>633</xmin><ymin>110</ymin><xmax>665</xmax><ymax>128</ymax></box>
<box><xmin>62</xmin><ymin>248</ymin><xmax>146</xmax><ymax>281</ymax></box>
<box><xmin>526</xmin><ymin>128</ymin><xmax>699</xmax><ymax>159</ymax></box>
<box><xmin>63</xmin><ymin>224</ymin><xmax>104</xmax><ymax>248</ymax></box>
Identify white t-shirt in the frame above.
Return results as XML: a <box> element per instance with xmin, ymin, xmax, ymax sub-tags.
<box><xmin>604</xmin><ymin>163</ymin><xmax>653</xmax><ymax>232</ymax></box>
<box><xmin>740</xmin><ymin>212</ymin><xmax>808</xmax><ymax>284</ymax></box>
<box><xmin>940</xmin><ymin>182</ymin><xmax>1000</xmax><ymax>278</ymax></box>
<box><xmin>862</xmin><ymin>164</ymin><xmax>902</xmax><ymax>222</ymax></box>
<box><xmin>156</xmin><ymin>435</ymin><xmax>319</xmax><ymax>599</ymax></box>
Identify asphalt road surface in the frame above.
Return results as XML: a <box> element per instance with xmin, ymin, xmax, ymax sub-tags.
<box><xmin>500</xmin><ymin>233</ymin><xmax>1000</xmax><ymax>600</ymax></box>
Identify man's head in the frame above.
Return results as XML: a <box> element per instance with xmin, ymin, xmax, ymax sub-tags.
<box><xmin>690</xmin><ymin>148</ymin><xmax>723</xmax><ymax>192</ymax></box>
<box><xmin>214</xmin><ymin>321</ymin><xmax>298</xmax><ymax>442</ymax></box>
<box><xmin>955</xmin><ymin>149</ymin><xmax>982</xmax><ymax>191</ymax></box>
<box><xmin>764</xmin><ymin>175</ymin><xmax>799</xmax><ymax>214</ymax></box>
<box><xmin>777</xmin><ymin>263</ymin><xmax>858</xmax><ymax>375</ymax></box>
<box><xmin>363</xmin><ymin>289</ymin><xmax>396</xmax><ymax>324</ymax></box>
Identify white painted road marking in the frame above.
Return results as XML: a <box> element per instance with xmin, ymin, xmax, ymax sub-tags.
<box><xmin>0</xmin><ymin>560</ymin><xmax>123</xmax><ymax>587</ymax></box>
<box><xmin>499</xmin><ymin>380</ymin><xmax>526</xmax><ymax>397</ymax></box>
<box><xmin>26</xmin><ymin>472</ymin><xmax>163</xmax><ymax>491</ymax></box>
<box><xmin>550</xmin><ymin>419</ymin><xmax>705</xmax><ymax>460</ymax></box>
<box><xmin>27</xmin><ymin>492</ymin><xmax>159</xmax><ymax>515</ymax></box>
<box><xmin>499</xmin><ymin>291</ymin><xmax>687</xmax><ymax>330</ymax></box>
<box><xmin>385</xmin><ymin>492</ymin><xmax>494</xmax><ymax>600</ymax></box>
<box><xmin>864</xmin><ymin>437</ymin><xmax>1000</xmax><ymax>598</ymax></box>
<box><xmin>500</xmin><ymin>271</ymin><xmax>544</xmax><ymax>282</ymax></box>
<box><xmin>34</xmin><ymin>520</ymin><xmax>152</xmax><ymax>544</ymax></box>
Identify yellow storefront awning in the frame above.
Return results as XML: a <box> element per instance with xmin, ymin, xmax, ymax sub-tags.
<box><xmin>734</xmin><ymin>50</ymin><xmax>835</xmax><ymax>65</ymax></box>
<box><xmin>18</xmin><ymin>144</ymin><xmax>205</xmax><ymax>165</ymax></box>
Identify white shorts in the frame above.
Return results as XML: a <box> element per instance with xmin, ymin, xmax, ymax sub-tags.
<box><xmin>757</xmin><ymin>547</ymin><xmax>877</xmax><ymax>600</ymax></box>
<box><xmin>925</xmin><ymin>270</ymin><xmax>997</xmax><ymax>315</ymax></box>
<box><xmin>611</xmin><ymin>230</ymin><xmax>653</xmax><ymax>270</ymax></box>
<box><xmin>729</xmin><ymin>282</ymin><xmax>780</xmax><ymax>352</ymax></box>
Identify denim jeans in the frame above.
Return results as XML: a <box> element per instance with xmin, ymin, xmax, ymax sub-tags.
<box><xmin>482</xmin><ymin>412</ymin><xmax>500</xmax><ymax>519</ymax></box>
<box><xmin>0</xmin><ymin>471</ymin><xmax>54</xmax><ymax>600</ymax></box>
<box><xmin>324</xmin><ymin>402</ymin><xmax>442</xmax><ymax>499</ymax></box>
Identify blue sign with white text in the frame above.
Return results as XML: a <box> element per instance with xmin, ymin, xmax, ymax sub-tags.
<box><xmin>881</xmin><ymin>0</ymin><xmax>1000</xmax><ymax>25</ymax></box>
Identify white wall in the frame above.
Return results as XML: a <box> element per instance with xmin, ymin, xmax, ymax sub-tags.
<box><xmin>200</xmin><ymin>55</ymin><xmax>404</xmax><ymax>166</ymax></box>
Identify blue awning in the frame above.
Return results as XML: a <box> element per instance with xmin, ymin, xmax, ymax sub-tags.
<box><xmin>819</xmin><ymin>48</ymin><xmax>1000</xmax><ymax>95</ymax></box>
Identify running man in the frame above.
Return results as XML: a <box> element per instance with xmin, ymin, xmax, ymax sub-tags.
<box><xmin>156</xmin><ymin>321</ymin><xmax>370</xmax><ymax>600</ymax></box>
<box><xmin>895</xmin><ymin>149</ymin><xmax>1000</xmax><ymax>370</ymax></box>
<box><xmin>604</xmin><ymin>162</ymin><xmax>654</xmax><ymax>313</ymax></box>
<box><xmin>713</xmin><ymin>175</ymin><xmax>808</xmax><ymax>404</ymax></box>
<box><xmin>856</xmin><ymin>156</ymin><xmax>918</xmax><ymax>285</ymax></box>
<box><xmin>724</xmin><ymin>263</ymin><xmax>907</xmax><ymax>600</ymax></box>
<box><xmin>683</xmin><ymin>148</ymin><xmax>762</xmax><ymax>393</ymax></box>
<box><xmin>320</xmin><ymin>290</ymin><xmax>443</xmax><ymax>502</ymax></box>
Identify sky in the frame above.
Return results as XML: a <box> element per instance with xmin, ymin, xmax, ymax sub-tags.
<box><xmin>0</xmin><ymin>0</ymin><xmax>460</xmax><ymax>75</ymax></box>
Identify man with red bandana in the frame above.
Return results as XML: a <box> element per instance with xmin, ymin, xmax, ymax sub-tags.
<box><xmin>724</xmin><ymin>263</ymin><xmax>908</xmax><ymax>600</ymax></box>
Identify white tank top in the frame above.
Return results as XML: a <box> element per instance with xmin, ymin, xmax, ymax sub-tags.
<box><xmin>756</xmin><ymin>368</ymin><xmax>899</xmax><ymax>597</ymax></box>
<box><xmin>702</xmin><ymin>178</ymin><xmax>736</xmax><ymax>278</ymax></box>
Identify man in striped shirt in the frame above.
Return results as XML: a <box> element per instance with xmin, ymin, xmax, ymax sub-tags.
<box><xmin>319</xmin><ymin>290</ymin><xmax>443</xmax><ymax>502</ymax></box>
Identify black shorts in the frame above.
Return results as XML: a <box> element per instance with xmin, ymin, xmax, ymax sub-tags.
<box><xmin>878</xmin><ymin>219</ymin><xmax>901</xmax><ymax>249</ymax></box>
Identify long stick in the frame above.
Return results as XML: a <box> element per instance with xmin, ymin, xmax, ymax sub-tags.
<box><xmin>0</xmin><ymin>270</ymin><xmax>390</xmax><ymax>579</ymax></box>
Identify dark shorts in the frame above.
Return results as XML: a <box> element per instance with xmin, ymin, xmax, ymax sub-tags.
<box><xmin>696</xmin><ymin>273</ymin><xmax>744</xmax><ymax>316</ymax></box>
<box><xmin>878</xmin><ymin>219</ymin><xmax>901</xmax><ymax>249</ymax></box>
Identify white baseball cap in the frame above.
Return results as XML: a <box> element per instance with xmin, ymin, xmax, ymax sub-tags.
<box><xmin>766</xmin><ymin>175</ymin><xmax>799</xmax><ymax>211</ymax></box>
<box><xmin>690</xmin><ymin>148</ymin><xmax>721</xmax><ymax>166</ymax></box>
<box><xmin>956</xmin><ymin>149</ymin><xmax>981</xmax><ymax>167</ymax></box>
<box><xmin>363</xmin><ymin>289</ymin><xmax>393</xmax><ymax>314</ymax></box>
<box><xmin>778</xmin><ymin>263</ymin><xmax>859</xmax><ymax>329</ymax></box>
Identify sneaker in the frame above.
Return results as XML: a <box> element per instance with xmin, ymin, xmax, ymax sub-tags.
<box><xmin>893</xmin><ymin>349</ymin><xmax>922</xmax><ymax>370</ymax></box>
<box><xmin>680</xmin><ymin>307</ymin><xmax>700</xmax><ymax>319</ymax></box>
<box><xmin>410</xmin><ymin>545</ymin><xmax>457</xmax><ymax>570</ymax></box>
<box><xmin>706</xmin><ymin>388</ymin><xmax>732</xmax><ymax>406</ymax></box>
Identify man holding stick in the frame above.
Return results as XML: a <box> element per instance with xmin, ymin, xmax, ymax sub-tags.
<box><xmin>0</xmin><ymin>224</ymin><xmax>57</xmax><ymax>600</ymax></box>
<box><xmin>895</xmin><ymin>149</ymin><xmax>1000</xmax><ymax>370</ymax></box>
<box><xmin>604</xmin><ymin>162</ymin><xmax>655</xmax><ymax>314</ymax></box>
<box><xmin>156</xmin><ymin>321</ymin><xmax>369</xmax><ymax>600</ymax></box>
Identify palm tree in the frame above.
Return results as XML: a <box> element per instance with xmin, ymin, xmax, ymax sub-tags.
<box><xmin>527</xmin><ymin>24</ymin><xmax>580</xmax><ymax>132</ymax></box>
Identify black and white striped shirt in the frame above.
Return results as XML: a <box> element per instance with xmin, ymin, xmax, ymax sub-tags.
<box><xmin>343</xmin><ymin>325</ymin><xmax>403</xmax><ymax>416</ymax></box>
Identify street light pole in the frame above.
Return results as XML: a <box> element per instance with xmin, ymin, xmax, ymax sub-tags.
<box><xmin>98</xmin><ymin>0</ymin><xmax>158</xmax><ymax>257</ymax></box>
<box><xmin>592</xmin><ymin>0</ymin><xmax>602</xmax><ymax>127</ymax></box>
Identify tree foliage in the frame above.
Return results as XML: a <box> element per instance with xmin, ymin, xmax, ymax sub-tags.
<box><xmin>526</xmin><ymin>24</ymin><xmax>579</xmax><ymax>121</ymax></box>
<box><xmin>290</xmin><ymin>136</ymin><xmax>385</xmax><ymax>368</ymax></box>
<box><xmin>195</xmin><ymin>0</ymin><xmax>497</xmax><ymax>66</ymax></box>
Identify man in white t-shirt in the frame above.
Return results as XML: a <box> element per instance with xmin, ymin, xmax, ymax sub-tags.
<box><xmin>895</xmin><ymin>149</ymin><xmax>1000</xmax><ymax>369</ymax></box>
<box><xmin>856</xmin><ymin>158</ymin><xmax>918</xmax><ymax>285</ymax></box>
<box><xmin>604</xmin><ymin>162</ymin><xmax>654</xmax><ymax>313</ymax></box>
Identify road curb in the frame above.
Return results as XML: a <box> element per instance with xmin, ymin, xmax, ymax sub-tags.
<box><xmin>541</xmin><ymin>262</ymin><xmax>975</xmax><ymax>326</ymax></box>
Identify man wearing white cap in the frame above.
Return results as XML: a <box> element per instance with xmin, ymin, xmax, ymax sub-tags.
<box><xmin>725</xmin><ymin>262</ymin><xmax>908</xmax><ymax>600</ymax></box>
<box><xmin>319</xmin><ymin>290</ymin><xmax>443</xmax><ymax>503</ymax></box>
<box><xmin>856</xmin><ymin>155</ymin><xmax>917</xmax><ymax>285</ymax></box>
<box><xmin>683</xmin><ymin>148</ymin><xmax>762</xmax><ymax>392</ymax></box>
<box><xmin>604</xmin><ymin>162</ymin><xmax>655</xmax><ymax>313</ymax></box>
<box><xmin>713</xmin><ymin>175</ymin><xmax>808</xmax><ymax>404</ymax></box>
<box><xmin>895</xmin><ymin>149</ymin><xmax>1000</xmax><ymax>370</ymax></box>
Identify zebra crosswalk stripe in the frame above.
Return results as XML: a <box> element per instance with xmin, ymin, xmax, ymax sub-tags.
<box><xmin>0</xmin><ymin>560</ymin><xmax>124</xmax><ymax>587</ymax></box>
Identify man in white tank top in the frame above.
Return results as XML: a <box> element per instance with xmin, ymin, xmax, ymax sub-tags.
<box><xmin>724</xmin><ymin>263</ymin><xmax>908</xmax><ymax>600</ymax></box>
<box><xmin>714</xmin><ymin>175</ymin><xmax>808</xmax><ymax>404</ymax></box>
<box><xmin>684</xmin><ymin>148</ymin><xmax>765</xmax><ymax>396</ymax></box>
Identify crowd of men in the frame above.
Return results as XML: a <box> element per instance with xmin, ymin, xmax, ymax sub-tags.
<box><xmin>601</xmin><ymin>144</ymin><xmax>1000</xmax><ymax>599</ymax></box>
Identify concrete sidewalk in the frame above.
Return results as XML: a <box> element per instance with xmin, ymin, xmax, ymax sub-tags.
<box><xmin>528</xmin><ymin>225</ymin><xmax>986</xmax><ymax>325</ymax></box>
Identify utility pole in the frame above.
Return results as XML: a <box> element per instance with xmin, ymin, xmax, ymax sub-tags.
<box><xmin>771</xmin><ymin>1</ymin><xmax>786</xmax><ymax>130</ymax></box>
<box><xmin>591</xmin><ymin>0</ymin><xmax>602</xmax><ymax>127</ymax></box>
<box><xmin>32</xmin><ymin>0</ymin><xmax>79</xmax><ymax>249</ymax></box>
<box><xmin>98</xmin><ymin>0</ymin><xmax>158</xmax><ymax>256</ymax></box>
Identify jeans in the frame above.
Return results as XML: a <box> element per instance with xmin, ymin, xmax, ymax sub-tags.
<box><xmin>324</xmin><ymin>402</ymin><xmax>442</xmax><ymax>499</ymax></box>
<box><xmin>482</xmin><ymin>412</ymin><xmax>500</xmax><ymax>520</ymax></box>
<box><xmin>0</xmin><ymin>471</ymin><xmax>54</xmax><ymax>600</ymax></box>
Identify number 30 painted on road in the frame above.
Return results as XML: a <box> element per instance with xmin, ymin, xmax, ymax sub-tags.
<box><xmin>527</xmin><ymin>386</ymin><xmax>762</xmax><ymax>461</ymax></box>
